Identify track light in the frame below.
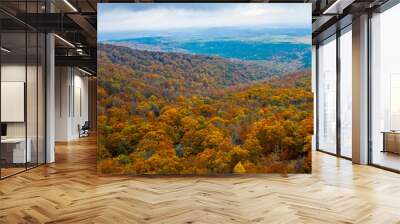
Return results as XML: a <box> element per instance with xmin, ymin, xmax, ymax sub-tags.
<box><xmin>323</xmin><ymin>0</ymin><xmax>354</xmax><ymax>15</ymax></box>
<box><xmin>78</xmin><ymin>67</ymin><xmax>93</xmax><ymax>76</ymax></box>
<box><xmin>63</xmin><ymin>0</ymin><xmax>78</xmax><ymax>12</ymax></box>
<box><xmin>76</xmin><ymin>48</ymin><xmax>87</xmax><ymax>56</ymax></box>
<box><xmin>54</xmin><ymin>34</ymin><xmax>75</xmax><ymax>48</ymax></box>
<box><xmin>1</xmin><ymin>47</ymin><xmax>11</xmax><ymax>53</ymax></box>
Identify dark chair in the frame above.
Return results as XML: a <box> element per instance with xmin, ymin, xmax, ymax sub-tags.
<box><xmin>79</xmin><ymin>121</ymin><xmax>90</xmax><ymax>138</ymax></box>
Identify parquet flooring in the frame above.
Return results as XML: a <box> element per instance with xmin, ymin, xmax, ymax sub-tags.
<box><xmin>0</xmin><ymin>136</ymin><xmax>400</xmax><ymax>224</ymax></box>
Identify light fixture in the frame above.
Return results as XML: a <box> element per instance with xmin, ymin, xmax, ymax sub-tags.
<box><xmin>322</xmin><ymin>0</ymin><xmax>354</xmax><ymax>15</ymax></box>
<box><xmin>63</xmin><ymin>0</ymin><xmax>78</xmax><ymax>12</ymax></box>
<box><xmin>78</xmin><ymin>67</ymin><xmax>93</xmax><ymax>76</ymax></box>
<box><xmin>54</xmin><ymin>34</ymin><xmax>75</xmax><ymax>48</ymax></box>
<box><xmin>1</xmin><ymin>47</ymin><xmax>11</xmax><ymax>53</ymax></box>
<box><xmin>76</xmin><ymin>48</ymin><xmax>86</xmax><ymax>56</ymax></box>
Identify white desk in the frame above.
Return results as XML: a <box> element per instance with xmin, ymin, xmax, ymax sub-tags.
<box><xmin>1</xmin><ymin>138</ymin><xmax>31</xmax><ymax>163</ymax></box>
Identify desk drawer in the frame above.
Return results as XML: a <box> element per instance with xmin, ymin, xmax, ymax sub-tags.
<box><xmin>384</xmin><ymin>133</ymin><xmax>400</xmax><ymax>154</ymax></box>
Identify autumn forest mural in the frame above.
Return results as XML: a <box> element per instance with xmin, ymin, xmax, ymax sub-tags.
<box><xmin>97</xmin><ymin>3</ymin><xmax>313</xmax><ymax>174</ymax></box>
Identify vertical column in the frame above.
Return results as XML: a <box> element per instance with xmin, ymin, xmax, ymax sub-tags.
<box><xmin>45</xmin><ymin>0</ymin><xmax>55</xmax><ymax>163</ymax></box>
<box><xmin>336</xmin><ymin>30</ymin><xmax>341</xmax><ymax>157</ymax></box>
<box><xmin>312</xmin><ymin>45</ymin><xmax>317</xmax><ymax>151</ymax></box>
<box><xmin>46</xmin><ymin>33</ymin><xmax>55</xmax><ymax>163</ymax></box>
<box><xmin>88</xmin><ymin>76</ymin><xmax>97</xmax><ymax>132</ymax></box>
<box><xmin>352</xmin><ymin>14</ymin><xmax>369</xmax><ymax>164</ymax></box>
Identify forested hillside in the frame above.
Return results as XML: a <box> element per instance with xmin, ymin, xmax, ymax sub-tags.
<box><xmin>97</xmin><ymin>44</ymin><xmax>313</xmax><ymax>174</ymax></box>
<box><xmin>98</xmin><ymin>44</ymin><xmax>305</xmax><ymax>99</ymax></box>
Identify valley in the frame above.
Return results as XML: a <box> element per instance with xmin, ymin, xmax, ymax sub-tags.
<box><xmin>97</xmin><ymin>43</ymin><xmax>313</xmax><ymax>174</ymax></box>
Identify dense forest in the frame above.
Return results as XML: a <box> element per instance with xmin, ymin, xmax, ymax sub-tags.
<box><xmin>97</xmin><ymin>43</ymin><xmax>313</xmax><ymax>174</ymax></box>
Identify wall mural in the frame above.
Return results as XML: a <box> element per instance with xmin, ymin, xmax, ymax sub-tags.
<box><xmin>97</xmin><ymin>3</ymin><xmax>313</xmax><ymax>174</ymax></box>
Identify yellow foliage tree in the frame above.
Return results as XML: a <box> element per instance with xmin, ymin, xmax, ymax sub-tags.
<box><xmin>233</xmin><ymin>162</ymin><xmax>246</xmax><ymax>174</ymax></box>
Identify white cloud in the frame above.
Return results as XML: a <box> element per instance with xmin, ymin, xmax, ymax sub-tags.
<box><xmin>98</xmin><ymin>4</ymin><xmax>311</xmax><ymax>33</ymax></box>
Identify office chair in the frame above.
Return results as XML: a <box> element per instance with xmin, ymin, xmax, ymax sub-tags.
<box><xmin>79</xmin><ymin>121</ymin><xmax>90</xmax><ymax>138</ymax></box>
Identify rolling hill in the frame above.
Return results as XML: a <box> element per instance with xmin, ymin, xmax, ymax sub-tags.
<box><xmin>97</xmin><ymin>43</ymin><xmax>313</xmax><ymax>174</ymax></box>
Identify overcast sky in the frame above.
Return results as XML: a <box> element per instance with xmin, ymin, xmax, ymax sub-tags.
<box><xmin>98</xmin><ymin>3</ymin><xmax>311</xmax><ymax>35</ymax></box>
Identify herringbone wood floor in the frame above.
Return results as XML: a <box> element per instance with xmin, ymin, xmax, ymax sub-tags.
<box><xmin>0</xmin><ymin>136</ymin><xmax>400</xmax><ymax>224</ymax></box>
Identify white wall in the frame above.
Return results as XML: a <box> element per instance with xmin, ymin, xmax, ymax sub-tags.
<box><xmin>55</xmin><ymin>66</ymin><xmax>70</xmax><ymax>141</ymax></box>
<box><xmin>71</xmin><ymin>73</ymin><xmax>89</xmax><ymax>138</ymax></box>
<box><xmin>1</xmin><ymin>64</ymin><xmax>37</xmax><ymax>138</ymax></box>
<box><xmin>55</xmin><ymin>67</ymin><xmax>89</xmax><ymax>141</ymax></box>
<box><xmin>1</xmin><ymin>65</ymin><xmax>26</xmax><ymax>140</ymax></box>
<box><xmin>1</xmin><ymin>63</ymin><xmax>46</xmax><ymax>164</ymax></box>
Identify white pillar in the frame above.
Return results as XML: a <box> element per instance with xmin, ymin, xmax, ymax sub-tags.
<box><xmin>46</xmin><ymin>32</ymin><xmax>55</xmax><ymax>163</ymax></box>
<box><xmin>352</xmin><ymin>14</ymin><xmax>369</xmax><ymax>164</ymax></box>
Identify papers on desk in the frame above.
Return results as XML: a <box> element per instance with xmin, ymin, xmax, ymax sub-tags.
<box><xmin>1</xmin><ymin>138</ymin><xmax>32</xmax><ymax>163</ymax></box>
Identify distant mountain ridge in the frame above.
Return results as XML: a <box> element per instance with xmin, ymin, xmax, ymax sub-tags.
<box><xmin>103</xmin><ymin>35</ymin><xmax>311</xmax><ymax>68</ymax></box>
<box><xmin>98</xmin><ymin>43</ymin><xmax>307</xmax><ymax>99</ymax></box>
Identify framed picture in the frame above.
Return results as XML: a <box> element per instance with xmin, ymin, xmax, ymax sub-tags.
<box><xmin>97</xmin><ymin>3</ymin><xmax>312</xmax><ymax>174</ymax></box>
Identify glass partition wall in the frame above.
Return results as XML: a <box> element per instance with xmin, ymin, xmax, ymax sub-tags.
<box><xmin>339</xmin><ymin>27</ymin><xmax>352</xmax><ymax>159</ymax></box>
<box><xmin>316</xmin><ymin>26</ymin><xmax>353</xmax><ymax>159</ymax></box>
<box><xmin>0</xmin><ymin>3</ymin><xmax>46</xmax><ymax>179</ymax></box>
<box><xmin>370</xmin><ymin>3</ymin><xmax>400</xmax><ymax>171</ymax></box>
<box><xmin>317</xmin><ymin>35</ymin><xmax>337</xmax><ymax>155</ymax></box>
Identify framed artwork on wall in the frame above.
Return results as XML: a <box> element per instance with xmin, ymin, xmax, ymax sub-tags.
<box><xmin>97</xmin><ymin>3</ymin><xmax>313</xmax><ymax>174</ymax></box>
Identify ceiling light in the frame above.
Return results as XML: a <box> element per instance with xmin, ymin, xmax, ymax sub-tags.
<box><xmin>63</xmin><ymin>0</ymin><xmax>78</xmax><ymax>12</ymax></box>
<box><xmin>78</xmin><ymin>67</ymin><xmax>93</xmax><ymax>76</ymax></box>
<box><xmin>54</xmin><ymin>34</ymin><xmax>75</xmax><ymax>48</ymax></box>
<box><xmin>1</xmin><ymin>47</ymin><xmax>11</xmax><ymax>53</ymax></box>
<box><xmin>76</xmin><ymin>48</ymin><xmax>85</xmax><ymax>55</ymax></box>
<box><xmin>323</xmin><ymin>0</ymin><xmax>354</xmax><ymax>15</ymax></box>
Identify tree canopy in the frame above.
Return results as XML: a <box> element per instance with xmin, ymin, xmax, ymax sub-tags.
<box><xmin>97</xmin><ymin>44</ymin><xmax>313</xmax><ymax>174</ymax></box>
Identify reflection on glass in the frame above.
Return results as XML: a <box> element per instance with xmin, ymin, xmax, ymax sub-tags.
<box><xmin>27</xmin><ymin>31</ymin><xmax>38</xmax><ymax>169</ymax></box>
<box><xmin>340</xmin><ymin>29</ymin><xmax>352</xmax><ymax>158</ymax></box>
<box><xmin>390</xmin><ymin>75</ymin><xmax>400</xmax><ymax>130</ymax></box>
<box><xmin>0</xmin><ymin>1</ymin><xmax>47</xmax><ymax>178</ymax></box>
<box><xmin>1</xmin><ymin>32</ymin><xmax>27</xmax><ymax>177</ymax></box>
<box><xmin>38</xmin><ymin>33</ymin><xmax>46</xmax><ymax>165</ymax></box>
<box><xmin>318</xmin><ymin>37</ymin><xmax>337</xmax><ymax>154</ymax></box>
